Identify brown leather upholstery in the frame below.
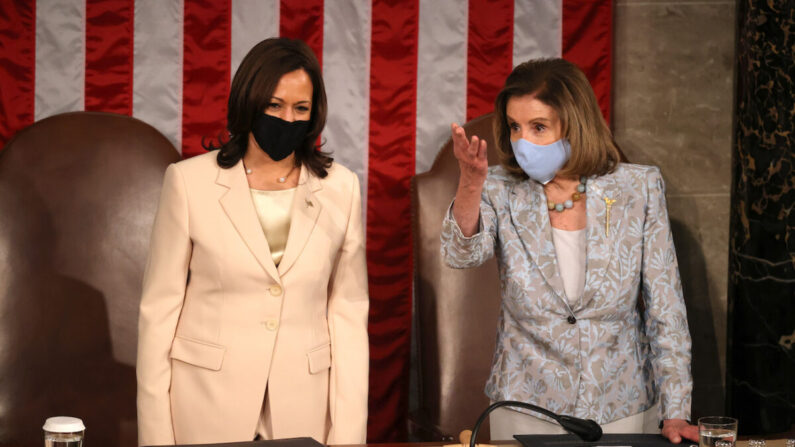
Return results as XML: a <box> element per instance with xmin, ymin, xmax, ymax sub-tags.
<box><xmin>411</xmin><ymin>113</ymin><xmax>502</xmax><ymax>441</ymax></box>
<box><xmin>411</xmin><ymin>114</ymin><xmax>629</xmax><ymax>441</ymax></box>
<box><xmin>0</xmin><ymin>112</ymin><xmax>180</xmax><ymax>447</ymax></box>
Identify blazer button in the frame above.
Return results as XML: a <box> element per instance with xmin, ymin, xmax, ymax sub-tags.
<box><xmin>567</xmin><ymin>316</ymin><xmax>577</xmax><ymax>324</ymax></box>
<box><xmin>269</xmin><ymin>285</ymin><xmax>283</xmax><ymax>296</ymax></box>
<box><xmin>265</xmin><ymin>320</ymin><xmax>278</xmax><ymax>331</ymax></box>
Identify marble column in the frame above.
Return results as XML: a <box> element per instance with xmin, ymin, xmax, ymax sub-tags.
<box><xmin>728</xmin><ymin>0</ymin><xmax>795</xmax><ymax>435</ymax></box>
<box><xmin>613</xmin><ymin>0</ymin><xmax>735</xmax><ymax>420</ymax></box>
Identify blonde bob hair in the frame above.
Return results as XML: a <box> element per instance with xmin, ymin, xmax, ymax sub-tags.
<box><xmin>494</xmin><ymin>58</ymin><xmax>621</xmax><ymax>179</ymax></box>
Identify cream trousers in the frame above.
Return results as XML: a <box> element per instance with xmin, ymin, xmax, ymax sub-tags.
<box><xmin>489</xmin><ymin>403</ymin><xmax>660</xmax><ymax>440</ymax></box>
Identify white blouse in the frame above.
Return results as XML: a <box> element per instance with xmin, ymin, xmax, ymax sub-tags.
<box><xmin>551</xmin><ymin>227</ymin><xmax>586</xmax><ymax>306</ymax></box>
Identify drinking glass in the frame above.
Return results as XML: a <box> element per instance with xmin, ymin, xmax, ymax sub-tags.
<box><xmin>43</xmin><ymin>417</ymin><xmax>85</xmax><ymax>447</ymax></box>
<box><xmin>698</xmin><ymin>416</ymin><xmax>737</xmax><ymax>447</ymax></box>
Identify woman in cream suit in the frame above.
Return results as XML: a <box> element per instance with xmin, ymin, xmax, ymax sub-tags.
<box><xmin>442</xmin><ymin>59</ymin><xmax>697</xmax><ymax>443</ymax></box>
<box><xmin>137</xmin><ymin>38</ymin><xmax>369</xmax><ymax>446</ymax></box>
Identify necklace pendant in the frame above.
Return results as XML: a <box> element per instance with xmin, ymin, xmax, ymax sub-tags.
<box><xmin>548</xmin><ymin>177</ymin><xmax>587</xmax><ymax>213</ymax></box>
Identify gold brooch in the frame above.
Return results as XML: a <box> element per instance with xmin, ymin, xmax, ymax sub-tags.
<box><xmin>603</xmin><ymin>197</ymin><xmax>616</xmax><ymax>236</ymax></box>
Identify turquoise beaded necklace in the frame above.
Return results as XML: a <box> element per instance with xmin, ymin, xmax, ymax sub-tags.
<box><xmin>546</xmin><ymin>176</ymin><xmax>587</xmax><ymax>212</ymax></box>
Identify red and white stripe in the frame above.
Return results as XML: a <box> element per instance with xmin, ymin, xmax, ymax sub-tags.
<box><xmin>0</xmin><ymin>0</ymin><xmax>612</xmax><ymax>441</ymax></box>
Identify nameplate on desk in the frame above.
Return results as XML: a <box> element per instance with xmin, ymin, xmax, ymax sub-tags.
<box><xmin>145</xmin><ymin>437</ymin><xmax>324</xmax><ymax>447</ymax></box>
<box><xmin>515</xmin><ymin>434</ymin><xmax>673</xmax><ymax>447</ymax></box>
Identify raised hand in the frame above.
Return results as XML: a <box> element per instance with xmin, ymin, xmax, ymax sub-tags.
<box><xmin>450</xmin><ymin>123</ymin><xmax>488</xmax><ymax>237</ymax></box>
<box><xmin>451</xmin><ymin>123</ymin><xmax>488</xmax><ymax>190</ymax></box>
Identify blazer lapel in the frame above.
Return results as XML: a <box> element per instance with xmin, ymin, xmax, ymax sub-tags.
<box><xmin>277</xmin><ymin>165</ymin><xmax>322</xmax><ymax>276</ymax></box>
<box><xmin>580</xmin><ymin>173</ymin><xmax>622</xmax><ymax>310</ymax></box>
<box><xmin>509</xmin><ymin>180</ymin><xmax>568</xmax><ymax>305</ymax></box>
<box><xmin>216</xmin><ymin>161</ymin><xmax>281</xmax><ymax>283</ymax></box>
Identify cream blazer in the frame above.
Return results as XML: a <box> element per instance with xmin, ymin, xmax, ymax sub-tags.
<box><xmin>137</xmin><ymin>152</ymin><xmax>369</xmax><ymax>446</ymax></box>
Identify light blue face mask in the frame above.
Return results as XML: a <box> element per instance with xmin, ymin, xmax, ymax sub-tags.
<box><xmin>510</xmin><ymin>137</ymin><xmax>571</xmax><ymax>184</ymax></box>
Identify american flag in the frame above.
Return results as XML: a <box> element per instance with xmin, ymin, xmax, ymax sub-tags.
<box><xmin>0</xmin><ymin>0</ymin><xmax>612</xmax><ymax>441</ymax></box>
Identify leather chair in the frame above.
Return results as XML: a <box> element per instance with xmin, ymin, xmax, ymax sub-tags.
<box><xmin>411</xmin><ymin>113</ymin><xmax>502</xmax><ymax>441</ymax></box>
<box><xmin>0</xmin><ymin>112</ymin><xmax>180</xmax><ymax>447</ymax></box>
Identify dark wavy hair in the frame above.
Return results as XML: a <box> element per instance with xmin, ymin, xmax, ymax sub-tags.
<box><xmin>205</xmin><ymin>37</ymin><xmax>332</xmax><ymax>177</ymax></box>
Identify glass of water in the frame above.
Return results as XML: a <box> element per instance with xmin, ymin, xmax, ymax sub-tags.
<box><xmin>698</xmin><ymin>416</ymin><xmax>738</xmax><ymax>447</ymax></box>
<box><xmin>43</xmin><ymin>417</ymin><xmax>85</xmax><ymax>447</ymax></box>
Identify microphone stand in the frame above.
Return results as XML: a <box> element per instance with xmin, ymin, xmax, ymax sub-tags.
<box><xmin>468</xmin><ymin>400</ymin><xmax>603</xmax><ymax>447</ymax></box>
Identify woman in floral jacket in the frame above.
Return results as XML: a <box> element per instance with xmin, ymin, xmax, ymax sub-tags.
<box><xmin>441</xmin><ymin>58</ymin><xmax>697</xmax><ymax>443</ymax></box>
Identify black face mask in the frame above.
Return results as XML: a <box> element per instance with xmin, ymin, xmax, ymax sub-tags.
<box><xmin>251</xmin><ymin>113</ymin><xmax>310</xmax><ymax>161</ymax></box>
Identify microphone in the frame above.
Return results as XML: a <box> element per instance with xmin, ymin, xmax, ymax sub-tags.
<box><xmin>468</xmin><ymin>400</ymin><xmax>603</xmax><ymax>447</ymax></box>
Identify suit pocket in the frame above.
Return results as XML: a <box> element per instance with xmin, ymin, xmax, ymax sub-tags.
<box><xmin>306</xmin><ymin>343</ymin><xmax>331</xmax><ymax>374</ymax></box>
<box><xmin>170</xmin><ymin>335</ymin><xmax>226</xmax><ymax>371</ymax></box>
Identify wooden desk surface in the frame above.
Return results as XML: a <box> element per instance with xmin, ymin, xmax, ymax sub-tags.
<box><xmin>737</xmin><ymin>441</ymin><xmax>791</xmax><ymax>447</ymax></box>
<box><xmin>332</xmin><ymin>440</ymin><xmax>792</xmax><ymax>447</ymax></box>
<box><xmin>10</xmin><ymin>440</ymin><xmax>793</xmax><ymax>447</ymax></box>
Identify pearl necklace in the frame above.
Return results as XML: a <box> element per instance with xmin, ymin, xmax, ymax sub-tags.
<box><xmin>245</xmin><ymin>164</ymin><xmax>297</xmax><ymax>183</ymax></box>
<box><xmin>547</xmin><ymin>176</ymin><xmax>587</xmax><ymax>212</ymax></box>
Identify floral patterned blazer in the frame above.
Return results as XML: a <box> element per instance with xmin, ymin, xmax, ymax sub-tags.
<box><xmin>441</xmin><ymin>163</ymin><xmax>692</xmax><ymax>425</ymax></box>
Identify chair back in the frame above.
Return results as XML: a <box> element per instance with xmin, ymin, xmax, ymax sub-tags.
<box><xmin>411</xmin><ymin>113</ymin><xmax>502</xmax><ymax>440</ymax></box>
<box><xmin>0</xmin><ymin>112</ymin><xmax>180</xmax><ymax>447</ymax></box>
